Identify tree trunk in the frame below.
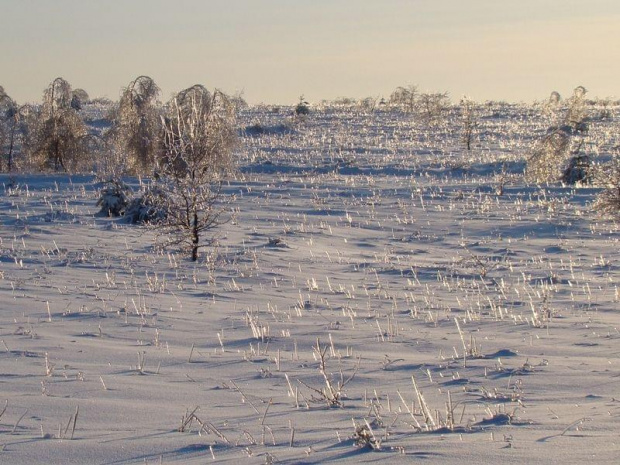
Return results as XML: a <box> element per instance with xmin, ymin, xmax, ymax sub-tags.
<box><xmin>191</xmin><ymin>211</ymin><xmax>199</xmax><ymax>262</ymax></box>
<box><xmin>54</xmin><ymin>138</ymin><xmax>61</xmax><ymax>171</ymax></box>
<box><xmin>8</xmin><ymin>121</ymin><xmax>16</xmax><ymax>172</ymax></box>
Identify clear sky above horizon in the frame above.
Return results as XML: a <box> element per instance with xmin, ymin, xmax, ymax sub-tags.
<box><xmin>1</xmin><ymin>0</ymin><xmax>619</xmax><ymax>104</ymax></box>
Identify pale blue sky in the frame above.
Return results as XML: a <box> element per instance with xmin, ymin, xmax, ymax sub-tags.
<box><xmin>1</xmin><ymin>0</ymin><xmax>619</xmax><ymax>104</ymax></box>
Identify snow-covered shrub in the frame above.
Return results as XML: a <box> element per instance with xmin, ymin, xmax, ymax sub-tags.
<box><xmin>526</xmin><ymin>127</ymin><xmax>571</xmax><ymax>183</ymax></box>
<box><xmin>96</xmin><ymin>179</ymin><xmax>132</xmax><ymax>216</ymax></box>
<box><xmin>124</xmin><ymin>186</ymin><xmax>169</xmax><ymax>224</ymax></box>
<box><xmin>529</xmin><ymin>131</ymin><xmax>592</xmax><ymax>186</ymax></box>
<box><xmin>593</xmin><ymin>159</ymin><xmax>620</xmax><ymax>216</ymax></box>
<box><xmin>594</xmin><ymin>186</ymin><xmax>620</xmax><ymax>216</ymax></box>
<box><xmin>417</xmin><ymin>91</ymin><xmax>450</xmax><ymax>125</ymax></box>
<box><xmin>527</xmin><ymin>86</ymin><xmax>591</xmax><ymax>184</ymax></box>
<box><xmin>561</xmin><ymin>154</ymin><xmax>590</xmax><ymax>185</ymax></box>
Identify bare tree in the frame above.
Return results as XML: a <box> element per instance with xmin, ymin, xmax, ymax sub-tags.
<box><xmin>26</xmin><ymin>77</ymin><xmax>88</xmax><ymax>172</ymax></box>
<box><xmin>359</xmin><ymin>96</ymin><xmax>378</xmax><ymax>113</ymax></box>
<box><xmin>460</xmin><ymin>97</ymin><xmax>479</xmax><ymax>151</ymax></box>
<box><xmin>157</xmin><ymin>85</ymin><xmax>237</xmax><ymax>261</ymax></box>
<box><xmin>418</xmin><ymin>92</ymin><xmax>450</xmax><ymax>125</ymax></box>
<box><xmin>389</xmin><ymin>85</ymin><xmax>417</xmax><ymax>113</ymax></box>
<box><xmin>110</xmin><ymin>76</ymin><xmax>161</xmax><ymax>174</ymax></box>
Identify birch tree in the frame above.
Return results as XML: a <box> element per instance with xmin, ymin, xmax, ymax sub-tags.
<box><xmin>27</xmin><ymin>77</ymin><xmax>88</xmax><ymax>172</ymax></box>
<box><xmin>112</xmin><ymin>76</ymin><xmax>161</xmax><ymax>174</ymax></box>
<box><xmin>157</xmin><ymin>85</ymin><xmax>237</xmax><ymax>261</ymax></box>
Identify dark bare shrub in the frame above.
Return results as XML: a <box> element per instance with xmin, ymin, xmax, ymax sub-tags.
<box><xmin>96</xmin><ymin>179</ymin><xmax>132</xmax><ymax>217</ymax></box>
<box><xmin>124</xmin><ymin>185</ymin><xmax>169</xmax><ymax>224</ymax></box>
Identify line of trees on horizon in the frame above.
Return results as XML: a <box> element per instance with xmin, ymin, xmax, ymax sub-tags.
<box><xmin>1</xmin><ymin>77</ymin><xmax>620</xmax><ymax>258</ymax></box>
<box><xmin>2</xmin><ymin>76</ymin><xmax>618</xmax><ymax>176</ymax></box>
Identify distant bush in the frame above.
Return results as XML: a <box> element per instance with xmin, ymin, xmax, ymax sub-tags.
<box><xmin>389</xmin><ymin>85</ymin><xmax>417</xmax><ymax>113</ymax></box>
<box><xmin>71</xmin><ymin>88</ymin><xmax>90</xmax><ymax>111</ymax></box>
<box><xmin>244</xmin><ymin>122</ymin><xmax>292</xmax><ymax>137</ymax></box>
<box><xmin>295</xmin><ymin>95</ymin><xmax>310</xmax><ymax>116</ymax></box>
<box><xmin>0</xmin><ymin>86</ymin><xmax>18</xmax><ymax>171</ymax></box>
<box><xmin>90</xmin><ymin>97</ymin><xmax>114</xmax><ymax>106</ymax></box>
<box><xmin>560</xmin><ymin>153</ymin><xmax>590</xmax><ymax>185</ymax></box>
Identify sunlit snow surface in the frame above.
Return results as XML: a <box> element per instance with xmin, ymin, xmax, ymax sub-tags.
<box><xmin>0</xmin><ymin>103</ymin><xmax>619</xmax><ymax>464</ymax></box>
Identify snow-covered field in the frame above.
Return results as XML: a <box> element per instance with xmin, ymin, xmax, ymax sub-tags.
<box><xmin>1</xmin><ymin>105</ymin><xmax>619</xmax><ymax>464</ymax></box>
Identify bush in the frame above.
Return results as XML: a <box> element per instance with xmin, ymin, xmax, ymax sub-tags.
<box><xmin>96</xmin><ymin>179</ymin><xmax>132</xmax><ymax>217</ymax></box>
<box><xmin>594</xmin><ymin>186</ymin><xmax>620</xmax><ymax>217</ymax></box>
<box><xmin>593</xmin><ymin>159</ymin><xmax>620</xmax><ymax>217</ymax></box>
<box><xmin>124</xmin><ymin>186</ymin><xmax>169</xmax><ymax>224</ymax></box>
<box><xmin>561</xmin><ymin>154</ymin><xmax>590</xmax><ymax>185</ymax></box>
<box><xmin>295</xmin><ymin>95</ymin><xmax>310</xmax><ymax>116</ymax></box>
<box><xmin>526</xmin><ymin>127</ymin><xmax>571</xmax><ymax>183</ymax></box>
<box><xmin>527</xmin><ymin>86</ymin><xmax>591</xmax><ymax>184</ymax></box>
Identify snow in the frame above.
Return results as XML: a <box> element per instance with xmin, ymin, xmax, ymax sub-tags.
<box><xmin>0</xmin><ymin>103</ymin><xmax>619</xmax><ymax>464</ymax></box>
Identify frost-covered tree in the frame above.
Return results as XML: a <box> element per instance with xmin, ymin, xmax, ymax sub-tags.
<box><xmin>389</xmin><ymin>85</ymin><xmax>417</xmax><ymax>113</ymax></box>
<box><xmin>230</xmin><ymin>91</ymin><xmax>249</xmax><ymax>112</ymax></box>
<box><xmin>359</xmin><ymin>96</ymin><xmax>378</xmax><ymax>113</ymax></box>
<box><xmin>543</xmin><ymin>91</ymin><xmax>561</xmax><ymax>116</ymax></box>
<box><xmin>418</xmin><ymin>92</ymin><xmax>450</xmax><ymax>125</ymax></box>
<box><xmin>460</xmin><ymin>97</ymin><xmax>478</xmax><ymax>151</ymax></box>
<box><xmin>527</xmin><ymin>86</ymin><xmax>590</xmax><ymax>184</ymax></box>
<box><xmin>111</xmin><ymin>75</ymin><xmax>161</xmax><ymax>174</ymax></box>
<box><xmin>594</xmin><ymin>156</ymin><xmax>620</xmax><ymax>216</ymax></box>
<box><xmin>26</xmin><ymin>77</ymin><xmax>88</xmax><ymax>172</ymax></box>
<box><xmin>0</xmin><ymin>86</ymin><xmax>18</xmax><ymax>171</ymax></box>
<box><xmin>526</xmin><ymin>127</ymin><xmax>571</xmax><ymax>183</ymax></box>
<box><xmin>157</xmin><ymin>85</ymin><xmax>237</xmax><ymax>261</ymax></box>
<box><xmin>565</xmin><ymin>86</ymin><xmax>588</xmax><ymax>132</ymax></box>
